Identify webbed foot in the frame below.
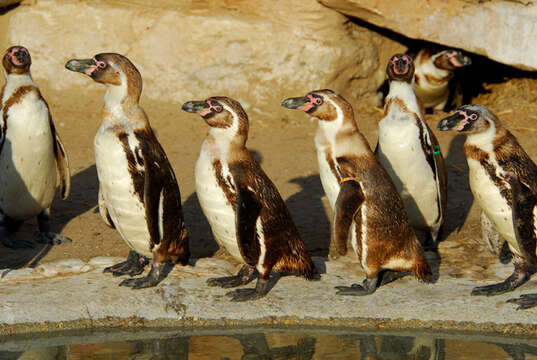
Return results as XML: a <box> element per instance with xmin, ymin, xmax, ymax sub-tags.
<box><xmin>119</xmin><ymin>262</ymin><xmax>173</xmax><ymax>289</ymax></box>
<box><xmin>35</xmin><ymin>231</ymin><xmax>72</xmax><ymax>245</ymax></box>
<box><xmin>226</xmin><ymin>277</ymin><xmax>268</xmax><ymax>301</ymax></box>
<box><xmin>507</xmin><ymin>294</ymin><xmax>537</xmax><ymax>310</ymax></box>
<box><xmin>335</xmin><ymin>276</ymin><xmax>378</xmax><ymax>296</ymax></box>
<box><xmin>471</xmin><ymin>268</ymin><xmax>530</xmax><ymax>296</ymax></box>
<box><xmin>207</xmin><ymin>265</ymin><xmax>256</xmax><ymax>288</ymax></box>
<box><xmin>103</xmin><ymin>250</ymin><xmax>150</xmax><ymax>277</ymax></box>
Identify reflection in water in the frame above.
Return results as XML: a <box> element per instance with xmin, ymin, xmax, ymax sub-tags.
<box><xmin>3</xmin><ymin>331</ymin><xmax>537</xmax><ymax>360</ymax></box>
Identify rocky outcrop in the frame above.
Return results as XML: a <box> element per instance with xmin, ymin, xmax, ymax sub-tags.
<box><xmin>0</xmin><ymin>0</ymin><xmax>381</xmax><ymax>118</ymax></box>
<box><xmin>318</xmin><ymin>0</ymin><xmax>537</xmax><ymax>71</ymax></box>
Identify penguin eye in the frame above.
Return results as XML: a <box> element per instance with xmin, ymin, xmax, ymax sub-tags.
<box><xmin>97</xmin><ymin>61</ymin><xmax>106</xmax><ymax>69</ymax></box>
<box><xmin>213</xmin><ymin>105</ymin><xmax>223</xmax><ymax>113</ymax></box>
<box><xmin>470</xmin><ymin>113</ymin><xmax>478</xmax><ymax>120</ymax></box>
<box><xmin>314</xmin><ymin>97</ymin><xmax>323</xmax><ymax>106</ymax></box>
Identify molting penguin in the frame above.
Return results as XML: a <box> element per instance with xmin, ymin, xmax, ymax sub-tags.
<box><xmin>0</xmin><ymin>46</ymin><xmax>71</xmax><ymax>248</ymax></box>
<box><xmin>376</xmin><ymin>54</ymin><xmax>447</xmax><ymax>247</ymax></box>
<box><xmin>438</xmin><ymin>105</ymin><xmax>537</xmax><ymax>301</ymax></box>
<box><xmin>65</xmin><ymin>53</ymin><xmax>189</xmax><ymax>288</ymax></box>
<box><xmin>413</xmin><ymin>48</ymin><xmax>471</xmax><ymax>112</ymax></box>
<box><xmin>182</xmin><ymin>96</ymin><xmax>315</xmax><ymax>301</ymax></box>
<box><xmin>282</xmin><ymin>89</ymin><xmax>432</xmax><ymax>295</ymax></box>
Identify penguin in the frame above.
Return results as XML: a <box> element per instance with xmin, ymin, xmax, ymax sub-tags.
<box><xmin>65</xmin><ymin>53</ymin><xmax>189</xmax><ymax>288</ymax></box>
<box><xmin>0</xmin><ymin>45</ymin><xmax>71</xmax><ymax>248</ymax></box>
<box><xmin>376</xmin><ymin>54</ymin><xmax>447</xmax><ymax>247</ymax></box>
<box><xmin>182</xmin><ymin>96</ymin><xmax>315</xmax><ymax>301</ymax></box>
<box><xmin>282</xmin><ymin>89</ymin><xmax>432</xmax><ymax>295</ymax></box>
<box><xmin>413</xmin><ymin>48</ymin><xmax>471</xmax><ymax>112</ymax></box>
<box><xmin>437</xmin><ymin>105</ymin><xmax>537</xmax><ymax>298</ymax></box>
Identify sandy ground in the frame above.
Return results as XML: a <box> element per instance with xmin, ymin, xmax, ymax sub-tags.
<box><xmin>1</xmin><ymin>75</ymin><xmax>537</xmax><ymax>283</ymax></box>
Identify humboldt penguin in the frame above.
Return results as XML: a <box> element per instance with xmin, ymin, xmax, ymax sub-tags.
<box><xmin>182</xmin><ymin>96</ymin><xmax>315</xmax><ymax>301</ymax></box>
<box><xmin>282</xmin><ymin>89</ymin><xmax>432</xmax><ymax>295</ymax></box>
<box><xmin>413</xmin><ymin>48</ymin><xmax>471</xmax><ymax>112</ymax></box>
<box><xmin>0</xmin><ymin>45</ymin><xmax>71</xmax><ymax>248</ymax></box>
<box><xmin>437</xmin><ymin>105</ymin><xmax>537</xmax><ymax>301</ymax></box>
<box><xmin>65</xmin><ymin>53</ymin><xmax>189</xmax><ymax>288</ymax></box>
<box><xmin>376</xmin><ymin>53</ymin><xmax>447</xmax><ymax>247</ymax></box>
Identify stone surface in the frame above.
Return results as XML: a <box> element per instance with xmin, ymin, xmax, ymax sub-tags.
<box><xmin>0</xmin><ymin>0</ymin><xmax>380</xmax><ymax>118</ymax></box>
<box><xmin>2</xmin><ymin>255</ymin><xmax>537</xmax><ymax>334</ymax></box>
<box><xmin>318</xmin><ymin>0</ymin><xmax>537</xmax><ymax>71</ymax></box>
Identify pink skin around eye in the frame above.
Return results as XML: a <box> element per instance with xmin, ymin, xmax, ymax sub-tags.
<box><xmin>301</xmin><ymin>94</ymin><xmax>318</xmax><ymax>112</ymax></box>
<box><xmin>391</xmin><ymin>55</ymin><xmax>410</xmax><ymax>75</ymax></box>
<box><xmin>8</xmin><ymin>47</ymin><xmax>27</xmax><ymax>66</ymax></box>
<box><xmin>455</xmin><ymin>110</ymin><xmax>475</xmax><ymax>131</ymax></box>
<box><xmin>200</xmin><ymin>100</ymin><xmax>221</xmax><ymax>116</ymax></box>
<box><xmin>86</xmin><ymin>57</ymin><xmax>106</xmax><ymax>76</ymax></box>
<box><xmin>445</xmin><ymin>51</ymin><xmax>463</xmax><ymax>67</ymax></box>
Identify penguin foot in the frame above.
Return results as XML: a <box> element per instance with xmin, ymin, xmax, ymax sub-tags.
<box><xmin>471</xmin><ymin>270</ymin><xmax>530</xmax><ymax>296</ymax></box>
<box><xmin>103</xmin><ymin>250</ymin><xmax>150</xmax><ymax>277</ymax></box>
<box><xmin>378</xmin><ymin>270</ymin><xmax>410</xmax><ymax>286</ymax></box>
<box><xmin>207</xmin><ymin>265</ymin><xmax>257</xmax><ymax>288</ymax></box>
<box><xmin>1</xmin><ymin>236</ymin><xmax>33</xmax><ymax>249</ymax></box>
<box><xmin>35</xmin><ymin>231</ymin><xmax>72</xmax><ymax>245</ymax></box>
<box><xmin>225</xmin><ymin>278</ymin><xmax>269</xmax><ymax>301</ymax></box>
<box><xmin>119</xmin><ymin>263</ymin><xmax>173</xmax><ymax>289</ymax></box>
<box><xmin>507</xmin><ymin>294</ymin><xmax>537</xmax><ymax>310</ymax></box>
<box><xmin>335</xmin><ymin>276</ymin><xmax>378</xmax><ymax>296</ymax></box>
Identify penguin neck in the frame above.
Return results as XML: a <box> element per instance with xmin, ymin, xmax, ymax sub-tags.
<box><xmin>465</xmin><ymin>121</ymin><xmax>502</xmax><ymax>153</ymax></box>
<box><xmin>102</xmin><ymin>79</ymin><xmax>145</xmax><ymax>129</ymax></box>
<box><xmin>205</xmin><ymin>117</ymin><xmax>247</xmax><ymax>160</ymax></box>
<box><xmin>385</xmin><ymin>80</ymin><xmax>421</xmax><ymax>117</ymax></box>
<box><xmin>3</xmin><ymin>72</ymin><xmax>35</xmax><ymax>98</ymax></box>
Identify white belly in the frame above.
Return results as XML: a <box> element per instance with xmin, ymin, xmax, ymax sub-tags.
<box><xmin>317</xmin><ymin>147</ymin><xmax>340</xmax><ymax>210</ymax></box>
<box><xmin>0</xmin><ymin>95</ymin><xmax>56</xmax><ymax>219</ymax></box>
<box><xmin>468</xmin><ymin>159</ymin><xmax>519</xmax><ymax>255</ymax></box>
<box><xmin>94</xmin><ymin>128</ymin><xmax>152</xmax><ymax>257</ymax></box>
<box><xmin>195</xmin><ymin>143</ymin><xmax>242</xmax><ymax>261</ymax></box>
<box><xmin>377</xmin><ymin>116</ymin><xmax>439</xmax><ymax>229</ymax></box>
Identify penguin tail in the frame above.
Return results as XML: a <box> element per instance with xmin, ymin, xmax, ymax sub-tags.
<box><xmin>413</xmin><ymin>257</ymin><xmax>433</xmax><ymax>283</ymax></box>
<box><xmin>277</xmin><ymin>240</ymin><xmax>317</xmax><ymax>280</ymax></box>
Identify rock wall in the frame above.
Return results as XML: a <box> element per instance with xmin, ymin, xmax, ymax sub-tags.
<box><xmin>318</xmin><ymin>0</ymin><xmax>537</xmax><ymax>71</ymax></box>
<box><xmin>0</xmin><ymin>0</ymin><xmax>383</xmax><ymax>118</ymax></box>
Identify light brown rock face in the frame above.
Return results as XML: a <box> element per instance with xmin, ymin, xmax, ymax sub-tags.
<box><xmin>318</xmin><ymin>0</ymin><xmax>537</xmax><ymax>71</ymax></box>
<box><xmin>0</xmin><ymin>0</ymin><xmax>381</xmax><ymax>118</ymax></box>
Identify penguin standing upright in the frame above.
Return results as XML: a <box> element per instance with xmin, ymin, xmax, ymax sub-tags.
<box><xmin>65</xmin><ymin>53</ymin><xmax>189</xmax><ymax>288</ymax></box>
<box><xmin>0</xmin><ymin>46</ymin><xmax>71</xmax><ymax>248</ymax></box>
<box><xmin>182</xmin><ymin>96</ymin><xmax>315</xmax><ymax>301</ymax></box>
<box><xmin>438</xmin><ymin>105</ymin><xmax>537</xmax><ymax>306</ymax></box>
<box><xmin>377</xmin><ymin>54</ymin><xmax>447</xmax><ymax>246</ymax></box>
<box><xmin>413</xmin><ymin>48</ymin><xmax>471</xmax><ymax>112</ymax></box>
<box><xmin>282</xmin><ymin>89</ymin><xmax>432</xmax><ymax>295</ymax></box>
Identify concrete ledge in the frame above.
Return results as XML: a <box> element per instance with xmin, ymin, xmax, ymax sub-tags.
<box><xmin>2</xmin><ymin>257</ymin><xmax>537</xmax><ymax>336</ymax></box>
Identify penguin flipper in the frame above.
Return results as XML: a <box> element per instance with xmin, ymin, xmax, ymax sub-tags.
<box><xmin>50</xmin><ymin>118</ymin><xmax>71</xmax><ymax>200</ymax></box>
<box><xmin>505</xmin><ymin>171</ymin><xmax>537</xmax><ymax>265</ymax></box>
<box><xmin>424</xmin><ymin>123</ymin><xmax>448</xmax><ymax>228</ymax></box>
<box><xmin>333</xmin><ymin>180</ymin><xmax>364</xmax><ymax>256</ymax></box>
<box><xmin>143</xmin><ymin>158</ymin><xmax>164</xmax><ymax>248</ymax></box>
<box><xmin>98</xmin><ymin>185</ymin><xmax>115</xmax><ymax>229</ymax></box>
<box><xmin>235</xmin><ymin>182</ymin><xmax>262</xmax><ymax>266</ymax></box>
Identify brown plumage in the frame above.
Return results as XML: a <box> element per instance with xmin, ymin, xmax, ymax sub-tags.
<box><xmin>183</xmin><ymin>96</ymin><xmax>314</xmax><ymax>301</ymax></box>
<box><xmin>282</xmin><ymin>89</ymin><xmax>432</xmax><ymax>295</ymax></box>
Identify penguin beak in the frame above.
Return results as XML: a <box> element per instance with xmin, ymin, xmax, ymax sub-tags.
<box><xmin>437</xmin><ymin>112</ymin><xmax>465</xmax><ymax>131</ymax></box>
<box><xmin>65</xmin><ymin>58</ymin><xmax>95</xmax><ymax>75</ymax></box>
<box><xmin>281</xmin><ymin>96</ymin><xmax>309</xmax><ymax>110</ymax></box>
<box><xmin>181</xmin><ymin>100</ymin><xmax>209</xmax><ymax>114</ymax></box>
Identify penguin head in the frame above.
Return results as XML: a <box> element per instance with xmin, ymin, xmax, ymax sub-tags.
<box><xmin>433</xmin><ymin>50</ymin><xmax>471</xmax><ymax>71</ymax></box>
<box><xmin>3</xmin><ymin>46</ymin><xmax>31</xmax><ymax>75</ymax></box>
<box><xmin>65</xmin><ymin>53</ymin><xmax>142</xmax><ymax>99</ymax></box>
<box><xmin>386</xmin><ymin>54</ymin><xmax>414</xmax><ymax>83</ymax></box>
<box><xmin>437</xmin><ymin>105</ymin><xmax>497</xmax><ymax>134</ymax></box>
<box><xmin>281</xmin><ymin>89</ymin><xmax>350</xmax><ymax>122</ymax></box>
<box><xmin>182</xmin><ymin>96</ymin><xmax>249</xmax><ymax>138</ymax></box>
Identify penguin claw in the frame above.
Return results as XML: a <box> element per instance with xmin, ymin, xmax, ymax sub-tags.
<box><xmin>119</xmin><ymin>276</ymin><xmax>159</xmax><ymax>289</ymax></box>
<box><xmin>225</xmin><ymin>288</ymin><xmax>265</xmax><ymax>302</ymax></box>
<box><xmin>335</xmin><ymin>284</ymin><xmax>371</xmax><ymax>296</ymax></box>
<box><xmin>35</xmin><ymin>232</ymin><xmax>72</xmax><ymax>245</ymax></box>
<box><xmin>507</xmin><ymin>294</ymin><xmax>537</xmax><ymax>310</ymax></box>
<box><xmin>207</xmin><ymin>275</ymin><xmax>248</xmax><ymax>288</ymax></box>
